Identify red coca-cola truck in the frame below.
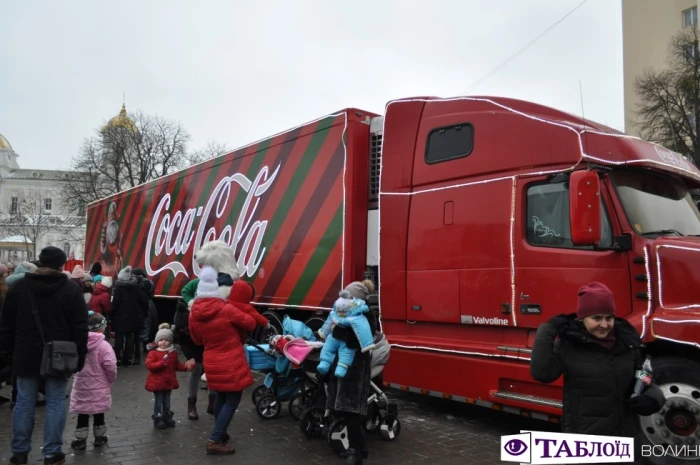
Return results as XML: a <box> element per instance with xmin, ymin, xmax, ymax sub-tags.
<box><xmin>85</xmin><ymin>96</ymin><xmax>700</xmax><ymax>453</ymax></box>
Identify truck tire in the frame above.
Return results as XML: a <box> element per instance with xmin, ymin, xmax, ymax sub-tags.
<box><xmin>251</xmin><ymin>310</ymin><xmax>283</xmax><ymax>344</ymax></box>
<box><xmin>304</xmin><ymin>315</ymin><xmax>325</xmax><ymax>334</ymax></box>
<box><xmin>637</xmin><ymin>357</ymin><xmax>700</xmax><ymax>465</ymax></box>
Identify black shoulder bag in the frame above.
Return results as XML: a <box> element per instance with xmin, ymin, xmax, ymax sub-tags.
<box><xmin>28</xmin><ymin>292</ymin><xmax>79</xmax><ymax>378</ymax></box>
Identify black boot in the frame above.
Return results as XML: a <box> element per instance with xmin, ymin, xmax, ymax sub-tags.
<box><xmin>152</xmin><ymin>413</ymin><xmax>167</xmax><ymax>429</ymax></box>
<box><xmin>93</xmin><ymin>424</ymin><xmax>108</xmax><ymax>447</ymax></box>
<box><xmin>344</xmin><ymin>449</ymin><xmax>364</xmax><ymax>465</ymax></box>
<box><xmin>188</xmin><ymin>396</ymin><xmax>199</xmax><ymax>420</ymax></box>
<box><xmin>340</xmin><ymin>448</ymin><xmax>368</xmax><ymax>459</ymax></box>
<box><xmin>71</xmin><ymin>426</ymin><xmax>88</xmax><ymax>450</ymax></box>
<box><xmin>163</xmin><ymin>411</ymin><xmax>176</xmax><ymax>427</ymax></box>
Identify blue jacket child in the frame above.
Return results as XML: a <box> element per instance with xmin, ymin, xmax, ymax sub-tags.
<box><xmin>317</xmin><ymin>290</ymin><xmax>375</xmax><ymax>378</ymax></box>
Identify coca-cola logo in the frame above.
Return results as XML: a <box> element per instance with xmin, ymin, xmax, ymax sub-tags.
<box><xmin>145</xmin><ymin>163</ymin><xmax>281</xmax><ymax>279</ymax></box>
<box><xmin>654</xmin><ymin>146</ymin><xmax>694</xmax><ymax>171</ymax></box>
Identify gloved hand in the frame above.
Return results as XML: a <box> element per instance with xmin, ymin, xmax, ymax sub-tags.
<box><xmin>161</xmin><ymin>355</ymin><xmax>170</xmax><ymax>367</ymax></box>
<box><xmin>626</xmin><ymin>386</ymin><xmax>664</xmax><ymax>416</ymax></box>
<box><xmin>547</xmin><ymin>314</ymin><xmax>571</xmax><ymax>331</ymax></box>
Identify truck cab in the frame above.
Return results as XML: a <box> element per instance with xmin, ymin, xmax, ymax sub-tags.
<box><xmin>376</xmin><ymin>96</ymin><xmax>700</xmax><ymax>454</ymax></box>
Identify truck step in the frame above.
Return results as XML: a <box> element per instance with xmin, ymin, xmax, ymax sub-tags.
<box><xmin>493</xmin><ymin>391</ymin><xmax>562</xmax><ymax>409</ymax></box>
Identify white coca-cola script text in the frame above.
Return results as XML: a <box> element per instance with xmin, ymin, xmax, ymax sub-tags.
<box><xmin>145</xmin><ymin>164</ymin><xmax>281</xmax><ymax>279</ymax></box>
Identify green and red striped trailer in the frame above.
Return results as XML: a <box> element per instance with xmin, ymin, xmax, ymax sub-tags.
<box><xmin>86</xmin><ymin>96</ymin><xmax>700</xmax><ymax>451</ymax></box>
<box><xmin>84</xmin><ymin>109</ymin><xmax>379</xmax><ymax>331</ymax></box>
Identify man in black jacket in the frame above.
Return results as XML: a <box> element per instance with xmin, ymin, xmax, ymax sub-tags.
<box><xmin>0</xmin><ymin>246</ymin><xmax>88</xmax><ymax>465</ymax></box>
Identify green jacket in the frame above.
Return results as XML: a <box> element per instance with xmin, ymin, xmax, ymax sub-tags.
<box><xmin>181</xmin><ymin>278</ymin><xmax>200</xmax><ymax>304</ymax></box>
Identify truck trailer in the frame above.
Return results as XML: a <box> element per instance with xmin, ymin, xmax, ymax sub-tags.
<box><xmin>85</xmin><ymin>96</ymin><xmax>700</xmax><ymax>458</ymax></box>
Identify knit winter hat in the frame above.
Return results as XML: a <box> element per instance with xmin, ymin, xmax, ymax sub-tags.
<box><xmin>577</xmin><ymin>282</ymin><xmax>616</xmax><ymax>319</ymax></box>
<box><xmin>101</xmin><ymin>276</ymin><xmax>113</xmax><ymax>289</ymax></box>
<box><xmin>88</xmin><ymin>312</ymin><xmax>107</xmax><ymax>332</ymax></box>
<box><xmin>334</xmin><ymin>290</ymin><xmax>354</xmax><ymax>315</ymax></box>
<box><xmin>196</xmin><ymin>266</ymin><xmax>221</xmax><ymax>299</ymax></box>
<box><xmin>93</xmin><ymin>274</ymin><xmax>103</xmax><ymax>283</ymax></box>
<box><xmin>71</xmin><ymin>265</ymin><xmax>85</xmax><ymax>279</ymax></box>
<box><xmin>117</xmin><ymin>266</ymin><xmax>132</xmax><ymax>281</ymax></box>
<box><xmin>344</xmin><ymin>279</ymin><xmax>375</xmax><ymax>302</ymax></box>
<box><xmin>39</xmin><ymin>246</ymin><xmax>67</xmax><ymax>270</ymax></box>
<box><xmin>155</xmin><ymin>323</ymin><xmax>174</xmax><ymax>344</ymax></box>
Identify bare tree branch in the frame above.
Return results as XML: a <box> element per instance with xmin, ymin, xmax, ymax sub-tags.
<box><xmin>63</xmin><ymin>108</ymin><xmax>193</xmax><ymax>212</ymax></box>
<box><xmin>634</xmin><ymin>25</ymin><xmax>700</xmax><ymax>165</ymax></box>
<box><xmin>187</xmin><ymin>140</ymin><xmax>229</xmax><ymax>166</ymax></box>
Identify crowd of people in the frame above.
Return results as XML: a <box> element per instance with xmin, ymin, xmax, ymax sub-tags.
<box><xmin>0</xmin><ymin>242</ymin><xmax>378</xmax><ymax>465</ymax></box>
<box><xmin>0</xmin><ymin>241</ymin><xmax>670</xmax><ymax>465</ymax></box>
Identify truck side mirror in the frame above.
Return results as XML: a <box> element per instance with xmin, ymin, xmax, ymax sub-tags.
<box><xmin>569</xmin><ymin>170</ymin><xmax>601</xmax><ymax>246</ymax></box>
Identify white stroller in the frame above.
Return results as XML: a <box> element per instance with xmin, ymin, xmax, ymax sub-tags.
<box><xmin>299</xmin><ymin>333</ymin><xmax>402</xmax><ymax>455</ymax></box>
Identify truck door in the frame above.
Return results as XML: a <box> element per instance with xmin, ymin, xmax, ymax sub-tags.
<box><xmin>405</xmin><ymin>110</ymin><xmax>513</xmax><ymax>325</ymax></box>
<box><xmin>515</xmin><ymin>177</ymin><xmax>632</xmax><ymax>332</ymax></box>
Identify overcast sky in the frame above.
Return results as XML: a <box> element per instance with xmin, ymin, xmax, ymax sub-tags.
<box><xmin>1</xmin><ymin>0</ymin><xmax>623</xmax><ymax>171</ymax></box>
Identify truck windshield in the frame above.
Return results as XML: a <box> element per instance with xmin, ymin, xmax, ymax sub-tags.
<box><xmin>611</xmin><ymin>169</ymin><xmax>700</xmax><ymax>236</ymax></box>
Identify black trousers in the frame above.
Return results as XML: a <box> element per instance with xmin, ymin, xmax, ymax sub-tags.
<box><xmin>337</xmin><ymin>411</ymin><xmax>365</xmax><ymax>452</ymax></box>
<box><xmin>77</xmin><ymin>413</ymin><xmax>105</xmax><ymax>428</ymax></box>
<box><xmin>115</xmin><ymin>330</ymin><xmax>140</xmax><ymax>362</ymax></box>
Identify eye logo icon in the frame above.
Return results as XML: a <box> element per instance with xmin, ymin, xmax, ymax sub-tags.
<box><xmin>504</xmin><ymin>439</ymin><xmax>528</xmax><ymax>456</ymax></box>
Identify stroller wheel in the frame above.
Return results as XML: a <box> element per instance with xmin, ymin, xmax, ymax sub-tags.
<box><xmin>327</xmin><ymin>418</ymin><xmax>350</xmax><ymax>454</ymax></box>
<box><xmin>361</xmin><ymin>401</ymin><xmax>380</xmax><ymax>434</ymax></box>
<box><xmin>299</xmin><ymin>406</ymin><xmax>325</xmax><ymax>438</ymax></box>
<box><xmin>251</xmin><ymin>385</ymin><xmax>273</xmax><ymax>406</ymax></box>
<box><xmin>289</xmin><ymin>387</ymin><xmax>317</xmax><ymax>420</ymax></box>
<box><xmin>256</xmin><ymin>395</ymin><xmax>281</xmax><ymax>420</ymax></box>
<box><xmin>363</xmin><ymin>412</ymin><xmax>382</xmax><ymax>434</ymax></box>
<box><xmin>288</xmin><ymin>393</ymin><xmax>305</xmax><ymax>420</ymax></box>
<box><xmin>379</xmin><ymin>414</ymin><xmax>401</xmax><ymax>441</ymax></box>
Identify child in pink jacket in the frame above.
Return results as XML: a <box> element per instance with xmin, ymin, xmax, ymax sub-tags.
<box><xmin>69</xmin><ymin>312</ymin><xmax>118</xmax><ymax>450</ymax></box>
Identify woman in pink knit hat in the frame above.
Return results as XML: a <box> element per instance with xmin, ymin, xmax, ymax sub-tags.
<box><xmin>530</xmin><ymin>282</ymin><xmax>665</xmax><ymax>452</ymax></box>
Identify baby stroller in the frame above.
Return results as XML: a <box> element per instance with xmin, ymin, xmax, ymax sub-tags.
<box><xmin>246</xmin><ymin>315</ymin><xmax>323</xmax><ymax>420</ymax></box>
<box><xmin>299</xmin><ymin>333</ymin><xmax>401</xmax><ymax>455</ymax></box>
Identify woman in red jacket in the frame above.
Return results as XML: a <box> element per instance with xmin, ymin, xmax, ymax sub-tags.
<box><xmin>188</xmin><ymin>267</ymin><xmax>256</xmax><ymax>456</ymax></box>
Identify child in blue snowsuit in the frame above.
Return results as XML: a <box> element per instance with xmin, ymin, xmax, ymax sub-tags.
<box><xmin>317</xmin><ymin>290</ymin><xmax>375</xmax><ymax>378</ymax></box>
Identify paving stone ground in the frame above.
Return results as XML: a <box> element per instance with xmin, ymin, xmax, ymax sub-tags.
<box><xmin>0</xmin><ymin>359</ymin><xmax>558</xmax><ymax>464</ymax></box>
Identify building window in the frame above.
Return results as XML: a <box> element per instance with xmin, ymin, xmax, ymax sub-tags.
<box><xmin>685</xmin><ymin>43</ymin><xmax>697</xmax><ymax>62</ymax></box>
<box><xmin>526</xmin><ymin>181</ymin><xmax>613</xmax><ymax>249</ymax></box>
<box><xmin>683</xmin><ymin>7</ymin><xmax>697</xmax><ymax>27</ymax></box>
<box><xmin>44</xmin><ymin>198</ymin><xmax>52</xmax><ymax>213</ymax></box>
<box><xmin>425</xmin><ymin>123</ymin><xmax>474</xmax><ymax>164</ymax></box>
<box><xmin>10</xmin><ymin>197</ymin><xmax>17</xmax><ymax>214</ymax></box>
<box><xmin>63</xmin><ymin>242</ymin><xmax>70</xmax><ymax>257</ymax></box>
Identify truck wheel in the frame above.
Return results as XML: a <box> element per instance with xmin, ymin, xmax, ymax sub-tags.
<box><xmin>638</xmin><ymin>357</ymin><xmax>700</xmax><ymax>465</ymax></box>
<box><xmin>304</xmin><ymin>315</ymin><xmax>325</xmax><ymax>334</ymax></box>
<box><xmin>251</xmin><ymin>310</ymin><xmax>283</xmax><ymax>343</ymax></box>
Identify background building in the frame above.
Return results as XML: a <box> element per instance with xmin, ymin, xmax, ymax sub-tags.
<box><xmin>622</xmin><ymin>0</ymin><xmax>698</xmax><ymax>137</ymax></box>
<box><xmin>0</xmin><ymin>133</ymin><xmax>85</xmax><ymax>262</ymax></box>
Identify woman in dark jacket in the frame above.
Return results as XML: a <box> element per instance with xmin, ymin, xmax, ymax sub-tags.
<box><xmin>325</xmin><ymin>280</ymin><xmax>377</xmax><ymax>465</ymax></box>
<box><xmin>112</xmin><ymin>266</ymin><xmax>149</xmax><ymax>366</ymax></box>
<box><xmin>531</xmin><ymin>282</ymin><xmax>665</xmax><ymax>456</ymax></box>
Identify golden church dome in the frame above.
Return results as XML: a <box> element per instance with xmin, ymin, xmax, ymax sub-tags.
<box><xmin>0</xmin><ymin>133</ymin><xmax>12</xmax><ymax>150</ymax></box>
<box><xmin>102</xmin><ymin>103</ymin><xmax>137</xmax><ymax>133</ymax></box>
